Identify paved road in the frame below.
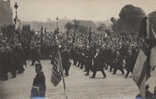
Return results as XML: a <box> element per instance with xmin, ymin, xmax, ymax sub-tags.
<box><xmin>0</xmin><ymin>60</ymin><xmax>156</xmax><ymax>99</ymax></box>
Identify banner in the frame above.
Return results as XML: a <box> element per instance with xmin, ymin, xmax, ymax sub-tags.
<box><xmin>133</xmin><ymin>50</ymin><xmax>147</xmax><ymax>99</ymax></box>
<box><xmin>150</xmin><ymin>46</ymin><xmax>156</xmax><ymax>69</ymax></box>
<box><xmin>51</xmin><ymin>55</ymin><xmax>62</xmax><ymax>87</ymax></box>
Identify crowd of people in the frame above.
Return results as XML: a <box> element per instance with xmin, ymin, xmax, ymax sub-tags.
<box><xmin>0</xmin><ymin>24</ymin><xmax>156</xmax><ymax>99</ymax></box>
<box><xmin>0</xmin><ymin>23</ymin><xmax>154</xmax><ymax>80</ymax></box>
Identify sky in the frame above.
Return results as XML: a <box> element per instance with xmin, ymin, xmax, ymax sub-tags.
<box><xmin>10</xmin><ymin>0</ymin><xmax>156</xmax><ymax>22</ymax></box>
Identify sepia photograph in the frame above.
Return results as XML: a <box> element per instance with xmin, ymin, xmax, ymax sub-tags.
<box><xmin>0</xmin><ymin>0</ymin><xmax>156</xmax><ymax>99</ymax></box>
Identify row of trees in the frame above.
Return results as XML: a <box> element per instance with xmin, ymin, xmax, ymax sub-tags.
<box><xmin>111</xmin><ymin>4</ymin><xmax>156</xmax><ymax>35</ymax></box>
<box><xmin>1</xmin><ymin>4</ymin><xmax>155</xmax><ymax>57</ymax></box>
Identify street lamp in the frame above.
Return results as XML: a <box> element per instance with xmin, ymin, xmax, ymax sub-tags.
<box><xmin>14</xmin><ymin>1</ymin><xmax>18</xmax><ymax>25</ymax></box>
<box><xmin>56</xmin><ymin>17</ymin><xmax>59</xmax><ymax>29</ymax></box>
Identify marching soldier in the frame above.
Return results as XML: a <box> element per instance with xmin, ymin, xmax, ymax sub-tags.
<box><xmin>112</xmin><ymin>51</ymin><xmax>125</xmax><ymax>75</ymax></box>
<box><xmin>91</xmin><ymin>48</ymin><xmax>106</xmax><ymax>78</ymax></box>
<box><xmin>61</xmin><ymin>47</ymin><xmax>71</xmax><ymax>76</ymax></box>
<box><xmin>0</xmin><ymin>44</ymin><xmax>8</xmax><ymax>80</ymax></box>
<box><xmin>84</xmin><ymin>46</ymin><xmax>96</xmax><ymax>76</ymax></box>
<box><xmin>125</xmin><ymin>48</ymin><xmax>138</xmax><ymax>78</ymax></box>
<box><xmin>30</xmin><ymin>44</ymin><xmax>40</xmax><ymax>66</ymax></box>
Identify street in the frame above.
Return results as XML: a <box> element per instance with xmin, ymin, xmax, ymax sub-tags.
<box><xmin>0</xmin><ymin>60</ymin><xmax>156</xmax><ymax>99</ymax></box>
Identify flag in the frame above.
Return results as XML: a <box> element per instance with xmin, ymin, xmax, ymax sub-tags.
<box><xmin>150</xmin><ymin>46</ymin><xmax>156</xmax><ymax>70</ymax></box>
<box><xmin>133</xmin><ymin>16</ymin><xmax>156</xmax><ymax>99</ymax></box>
<box><xmin>51</xmin><ymin>27</ymin><xmax>68</xmax><ymax>99</ymax></box>
<box><xmin>51</xmin><ymin>54</ymin><xmax>62</xmax><ymax>87</ymax></box>
<box><xmin>133</xmin><ymin>50</ymin><xmax>150</xmax><ymax>99</ymax></box>
<box><xmin>133</xmin><ymin>50</ymin><xmax>147</xmax><ymax>84</ymax></box>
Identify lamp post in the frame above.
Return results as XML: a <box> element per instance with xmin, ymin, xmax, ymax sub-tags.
<box><xmin>56</xmin><ymin>17</ymin><xmax>59</xmax><ymax>29</ymax></box>
<box><xmin>14</xmin><ymin>1</ymin><xmax>18</xmax><ymax>25</ymax></box>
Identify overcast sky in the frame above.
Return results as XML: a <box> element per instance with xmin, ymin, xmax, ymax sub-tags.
<box><xmin>10</xmin><ymin>0</ymin><xmax>156</xmax><ymax>22</ymax></box>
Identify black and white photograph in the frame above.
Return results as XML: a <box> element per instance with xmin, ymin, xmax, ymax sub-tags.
<box><xmin>0</xmin><ymin>0</ymin><xmax>156</xmax><ymax>99</ymax></box>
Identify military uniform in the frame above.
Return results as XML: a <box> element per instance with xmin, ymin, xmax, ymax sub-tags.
<box><xmin>30</xmin><ymin>46</ymin><xmax>40</xmax><ymax>66</ymax></box>
<box><xmin>125</xmin><ymin>48</ymin><xmax>138</xmax><ymax>78</ymax></box>
<box><xmin>84</xmin><ymin>47</ymin><xmax>96</xmax><ymax>76</ymax></box>
<box><xmin>0</xmin><ymin>46</ymin><xmax>8</xmax><ymax>80</ymax></box>
<box><xmin>112</xmin><ymin>51</ymin><xmax>124</xmax><ymax>75</ymax></box>
<box><xmin>91</xmin><ymin>48</ymin><xmax>106</xmax><ymax>78</ymax></box>
<box><xmin>61</xmin><ymin>50</ymin><xmax>71</xmax><ymax>76</ymax></box>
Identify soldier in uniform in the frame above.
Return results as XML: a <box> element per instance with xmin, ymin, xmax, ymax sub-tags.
<box><xmin>0</xmin><ymin>43</ymin><xmax>15</xmax><ymax>80</ymax></box>
<box><xmin>84</xmin><ymin>46</ymin><xmax>96</xmax><ymax>76</ymax></box>
<box><xmin>15</xmin><ymin>44</ymin><xmax>25</xmax><ymax>73</ymax></box>
<box><xmin>61</xmin><ymin>47</ymin><xmax>71</xmax><ymax>76</ymax></box>
<box><xmin>105</xmin><ymin>48</ymin><xmax>116</xmax><ymax>72</ymax></box>
<box><xmin>0</xmin><ymin>44</ymin><xmax>8</xmax><ymax>80</ymax></box>
<box><xmin>91</xmin><ymin>48</ymin><xmax>107</xmax><ymax>78</ymax></box>
<box><xmin>125</xmin><ymin>48</ymin><xmax>138</xmax><ymax>78</ymax></box>
<box><xmin>7</xmin><ymin>45</ymin><xmax>17</xmax><ymax>78</ymax></box>
<box><xmin>71</xmin><ymin>47</ymin><xmax>79</xmax><ymax>66</ymax></box>
<box><xmin>112</xmin><ymin>51</ymin><xmax>125</xmax><ymax>75</ymax></box>
<box><xmin>30</xmin><ymin>44</ymin><xmax>40</xmax><ymax>66</ymax></box>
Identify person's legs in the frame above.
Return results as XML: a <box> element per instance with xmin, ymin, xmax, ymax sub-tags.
<box><xmin>119</xmin><ymin>68</ymin><xmax>125</xmax><ymax>75</ymax></box>
<box><xmin>91</xmin><ymin>71</ymin><xmax>96</xmax><ymax>78</ymax></box>
<box><xmin>31</xmin><ymin>60</ymin><xmax>35</xmax><ymax>66</ymax></box>
<box><xmin>85</xmin><ymin>65</ymin><xmax>90</xmax><ymax>76</ymax></box>
<box><xmin>125</xmin><ymin>70</ymin><xmax>130</xmax><ymax>78</ymax></box>
<box><xmin>113</xmin><ymin>68</ymin><xmax>117</xmax><ymax>74</ymax></box>
<box><xmin>101</xmin><ymin>69</ymin><xmax>106</xmax><ymax>78</ymax></box>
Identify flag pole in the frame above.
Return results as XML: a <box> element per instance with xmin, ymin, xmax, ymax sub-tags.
<box><xmin>55</xmin><ymin>17</ymin><xmax>68</xmax><ymax>99</ymax></box>
<box><xmin>57</xmin><ymin>50</ymin><xmax>68</xmax><ymax>99</ymax></box>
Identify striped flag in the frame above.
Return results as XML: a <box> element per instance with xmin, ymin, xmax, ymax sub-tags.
<box><xmin>50</xmin><ymin>47</ymin><xmax>68</xmax><ymax>98</ymax></box>
<box><xmin>51</xmin><ymin>54</ymin><xmax>62</xmax><ymax>87</ymax></box>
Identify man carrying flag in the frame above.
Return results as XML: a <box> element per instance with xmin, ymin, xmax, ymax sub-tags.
<box><xmin>133</xmin><ymin>16</ymin><xmax>156</xmax><ymax>99</ymax></box>
<box><xmin>50</xmin><ymin>17</ymin><xmax>68</xmax><ymax>99</ymax></box>
<box><xmin>50</xmin><ymin>28</ymin><xmax>63</xmax><ymax>87</ymax></box>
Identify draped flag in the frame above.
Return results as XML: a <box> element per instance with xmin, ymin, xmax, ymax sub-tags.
<box><xmin>50</xmin><ymin>41</ymin><xmax>68</xmax><ymax>99</ymax></box>
<box><xmin>150</xmin><ymin>46</ymin><xmax>156</xmax><ymax>70</ymax></box>
<box><xmin>133</xmin><ymin>16</ymin><xmax>151</xmax><ymax>99</ymax></box>
<box><xmin>51</xmin><ymin>18</ymin><xmax>68</xmax><ymax>99</ymax></box>
<box><xmin>133</xmin><ymin>50</ymin><xmax>147</xmax><ymax>99</ymax></box>
<box><xmin>51</xmin><ymin>54</ymin><xmax>62</xmax><ymax>87</ymax></box>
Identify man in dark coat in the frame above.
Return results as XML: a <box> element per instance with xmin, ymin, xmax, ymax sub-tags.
<box><xmin>61</xmin><ymin>48</ymin><xmax>71</xmax><ymax>76</ymax></box>
<box><xmin>112</xmin><ymin>51</ymin><xmax>125</xmax><ymax>75</ymax></box>
<box><xmin>84</xmin><ymin>47</ymin><xmax>94</xmax><ymax>76</ymax></box>
<box><xmin>7</xmin><ymin>46</ymin><xmax>17</xmax><ymax>78</ymax></box>
<box><xmin>31</xmin><ymin>63</ymin><xmax>46</xmax><ymax>98</ymax></box>
<box><xmin>30</xmin><ymin>45</ymin><xmax>40</xmax><ymax>66</ymax></box>
<box><xmin>91</xmin><ymin>48</ymin><xmax>106</xmax><ymax>78</ymax></box>
<box><xmin>0</xmin><ymin>46</ymin><xmax>8</xmax><ymax>80</ymax></box>
<box><xmin>125</xmin><ymin>48</ymin><xmax>138</xmax><ymax>78</ymax></box>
